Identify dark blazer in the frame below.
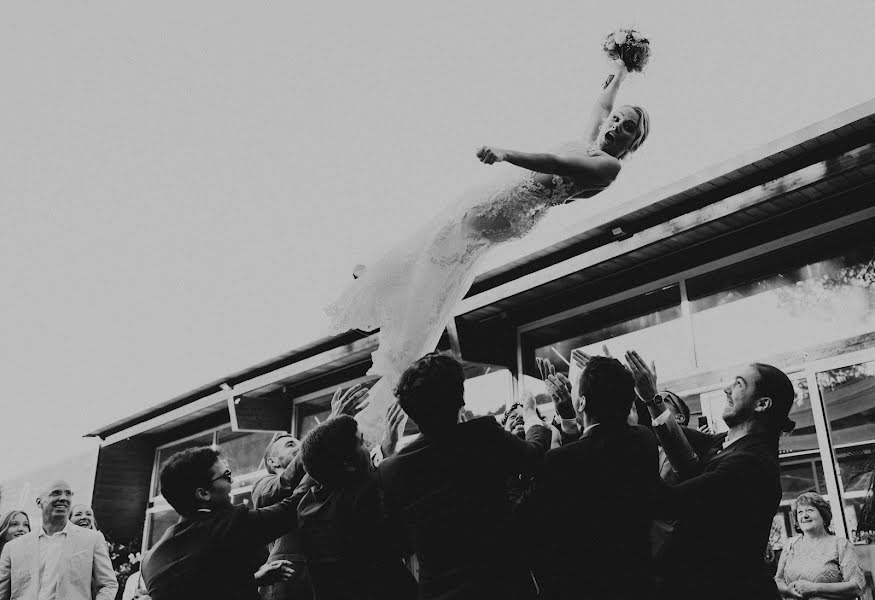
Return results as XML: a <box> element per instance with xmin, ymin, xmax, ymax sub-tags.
<box><xmin>654</xmin><ymin>432</ymin><xmax>782</xmax><ymax>600</ymax></box>
<box><xmin>378</xmin><ymin>417</ymin><xmax>552</xmax><ymax>600</ymax></box>
<box><xmin>297</xmin><ymin>471</ymin><xmax>417</xmax><ymax>600</ymax></box>
<box><xmin>141</xmin><ymin>491</ymin><xmax>302</xmax><ymax>600</ymax></box>
<box><xmin>251</xmin><ymin>455</ymin><xmax>313</xmax><ymax>600</ymax></box>
<box><xmin>533</xmin><ymin>423</ymin><xmax>659</xmax><ymax>600</ymax></box>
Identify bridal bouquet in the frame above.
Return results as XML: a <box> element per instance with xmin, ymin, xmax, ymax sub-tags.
<box><xmin>603</xmin><ymin>28</ymin><xmax>651</xmax><ymax>73</ymax></box>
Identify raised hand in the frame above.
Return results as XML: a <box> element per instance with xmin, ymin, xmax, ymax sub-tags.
<box><xmin>536</xmin><ymin>356</ymin><xmax>556</xmax><ymax>381</ymax></box>
<box><xmin>476</xmin><ymin>146</ymin><xmax>507</xmax><ymax>165</ymax></box>
<box><xmin>571</xmin><ymin>344</ymin><xmax>612</xmax><ymax>370</ymax></box>
<box><xmin>381</xmin><ymin>400</ymin><xmax>407</xmax><ymax>458</ymax></box>
<box><xmin>329</xmin><ymin>383</ymin><xmax>370</xmax><ymax>419</ymax></box>
<box><xmin>254</xmin><ymin>560</ymin><xmax>296</xmax><ymax>585</ymax></box>
<box><xmin>570</xmin><ymin>349</ymin><xmax>591</xmax><ymax>370</ymax></box>
<box><xmin>624</xmin><ymin>350</ymin><xmax>658</xmax><ymax>402</ymax></box>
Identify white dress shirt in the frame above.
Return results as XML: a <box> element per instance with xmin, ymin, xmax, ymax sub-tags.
<box><xmin>37</xmin><ymin>521</ymin><xmax>74</xmax><ymax>600</ymax></box>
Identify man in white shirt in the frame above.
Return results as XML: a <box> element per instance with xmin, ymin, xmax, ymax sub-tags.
<box><xmin>0</xmin><ymin>479</ymin><xmax>118</xmax><ymax>600</ymax></box>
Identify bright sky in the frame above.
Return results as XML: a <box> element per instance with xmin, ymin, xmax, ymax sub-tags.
<box><xmin>2</xmin><ymin>1</ymin><xmax>874</xmax><ymax>480</ymax></box>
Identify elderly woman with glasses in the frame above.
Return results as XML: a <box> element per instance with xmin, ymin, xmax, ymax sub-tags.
<box><xmin>775</xmin><ymin>492</ymin><xmax>866</xmax><ymax>599</ymax></box>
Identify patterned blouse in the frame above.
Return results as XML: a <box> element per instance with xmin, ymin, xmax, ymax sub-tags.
<box><xmin>775</xmin><ymin>535</ymin><xmax>866</xmax><ymax>599</ymax></box>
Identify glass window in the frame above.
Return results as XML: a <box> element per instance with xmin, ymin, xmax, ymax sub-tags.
<box><xmin>462</xmin><ymin>365</ymin><xmax>513</xmax><ymax>420</ymax></box>
<box><xmin>528</xmin><ymin>286</ymin><xmax>686</xmax><ymax>405</ymax></box>
<box><xmin>152</xmin><ymin>434</ymin><xmax>214</xmax><ymax>496</ymax></box>
<box><xmin>147</xmin><ymin>509</ymin><xmax>178</xmax><ymax>548</ymax></box>
<box><xmin>298</xmin><ymin>405</ymin><xmax>331</xmax><ymax>439</ymax></box>
<box><xmin>689</xmin><ymin>246</ymin><xmax>875</xmax><ymax>370</ymax></box>
<box><xmin>778</xmin><ymin>457</ymin><xmax>826</xmax><ymax>504</ymax></box>
<box><xmin>696</xmin><ymin>376</ymin><xmax>815</xmax><ymax>456</ymax></box>
<box><xmin>817</xmin><ymin>359</ymin><xmax>875</xmax><ymax>541</ymax></box>
<box><xmin>216</xmin><ymin>429</ymin><xmax>276</xmax><ymax>476</ymax></box>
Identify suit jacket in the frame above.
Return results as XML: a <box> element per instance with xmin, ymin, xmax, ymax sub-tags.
<box><xmin>0</xmin><ymin>523</ymin><xmax>118</xmax><ymax>600</ymax></box>
<box><xmin>532</xmin><ymin>423</ymin><xmax>659</xmax><ymax>600</ymax></box>
<box><xmin>141</xmin><ymin>490</ymin><xmax>303</xmax><ymax>600</ymax></box>
<box><xmin>297</xmin><ymin>471</ymin><xmax>417</xmax><ymax>600</ymax></box>
<box><xmin>378</xmin><ymin>417</ymin><xmax>551</xmax><ymax>600</ymax></box>
<box><xmin>654</xmin><ymin>431</ymin><xmax>782</xmax><ymax>600</ymax></box>
<box><xmin>251</xmin><ymin>455</ymin><xmax>312</xmax><ymax>600</ymax></box>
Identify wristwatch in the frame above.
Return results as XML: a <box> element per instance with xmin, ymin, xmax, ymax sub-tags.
<box><xmin>643</xmin><ymin>393</ymin><xmax>665</xmax><ymax>408</ymax></box>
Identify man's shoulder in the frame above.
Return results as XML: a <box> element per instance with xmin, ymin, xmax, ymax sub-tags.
<box><xmin>69</xmin><ymin>524</ymin><xmax>105</xmax><ymax>541</ymax></box>
<box><xmin>3</xmin><ymin>530</ymin><xmax>36</xmax><ymax>554</ymax></box>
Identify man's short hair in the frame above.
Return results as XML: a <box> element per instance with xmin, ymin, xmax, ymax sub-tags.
<box><xmin>395</xmin><ymin>352</ymin><xmax>464</xmax><ymax>435</ymax></box>
<box><xmin>300</xmin><ymin>415</ymin><xmax>360</xmax><ymax>488</ymax></box>
<box><xmin>578</xmin><ymin>356</ymin><xmax>636</xmax><ymax>425</ymax></box>
<box><xmin>159</xmin><ymin>447</ymin><xmax>220</xmax><ymax>516</ymax></box>
<box><xmin>750</xmin><ymin>363</ymin><xmax>796</xmax><ymax>434</ymax></box>
<box><xmin>662</xmin><ymin>391</ymin><xmax>690</xmax><ymax>427</ymax></box>
<box><xmin>263</xmin><ymin>433</ymin><xmax>296</xmax><ymax>475</ymax></box>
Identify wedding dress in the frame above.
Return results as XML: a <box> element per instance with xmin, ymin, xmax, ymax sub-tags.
<box><xmin>326</xmin><ymin>142</ymin><xmax>608</xmax><ymax>441</ymax></box>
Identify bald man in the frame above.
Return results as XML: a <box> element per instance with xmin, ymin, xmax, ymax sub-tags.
<box><xmin>0</xmin><ymin>479</ymin><xmax>118</xmax><ymax>600</ymax></box>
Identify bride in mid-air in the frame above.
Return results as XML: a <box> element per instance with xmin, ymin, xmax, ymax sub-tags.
<box><xmin>327</xmin><ymin>30</ymin><xmax>652</xmax><ymax>440</ymax></box>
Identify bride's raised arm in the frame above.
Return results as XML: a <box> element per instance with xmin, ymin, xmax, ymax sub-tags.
<box><xmin>584</xmin><ymin>58</ymin><xmax>629</xmax><ymax>145</ymax></box>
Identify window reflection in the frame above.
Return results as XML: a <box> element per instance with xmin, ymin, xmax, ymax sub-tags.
<box><xmin>690</xmin><ymin>247</ymin><xmax>875</xmax><ymax>370</ymax></box>
<box><xmin>532</xmin><ymin>286</ymin><xmax>687</xmax><ymax>399</ymax></box>
<box><xmin>818</xmin><ymin>359</ymin><xmax>875</xmax><ymax>542</ymax></box>
<box><xmin>463</xmin><ymin>365</ymin><xmax>513</xmax><ymax>419</ymax></box>
<box><xmin>216</xmin><ymin>430</ymin><xmax>276</xmax><ymax>476</ymax></box>
<box><xmin>779</xmin><ymin>457</ymin><xmax>826</xmax><ymax>503</ymax></box>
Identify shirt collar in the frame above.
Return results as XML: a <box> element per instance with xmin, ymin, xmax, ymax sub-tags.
<box><xmin>39</xmin><ymin>520</ymin><xmax>74</xmax><ymax>538</ymax></box>
<box><xmin>582</xmin><ymin>422</ymin><xmax>601</xmax><ymax>436</ymax></box>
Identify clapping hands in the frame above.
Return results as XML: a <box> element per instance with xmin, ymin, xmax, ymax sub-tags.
<box><xmin>536</xmin><ymin>357</ymin><xmax>575</xmax><ymax>420</ymax></box>
<box><xmin>623</xmin><ymin>350</ymin><xmax>658</xmax><ymax>403</ymax></box>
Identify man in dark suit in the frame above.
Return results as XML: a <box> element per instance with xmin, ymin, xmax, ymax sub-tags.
<box><xmin>296</xmin><ymin>412</ymin><xmax>416</xmax><ymax>600</ymax></box>
<box><xmin>250</xmin><ymin>384</ymin><xmax>369</xmax><ymax>600</ymax></box>
<box><xmin>141</xmin><ymin>447</ymin><xmax>300</xmax><ymax>600</ymax></box>
<box><xmin>533</xmin><ymin>355</ymin><xmax>659</xmax><ymax>600</ymax></box>
<box><xmin>626</xmin><ymin>352</ymin><xmax>795</xmax><ymax>600</ymax></box>
<box><xmin>378</xmin><ymin>352</ymin><xmax>552</xmax><ymax>600</ymax></box>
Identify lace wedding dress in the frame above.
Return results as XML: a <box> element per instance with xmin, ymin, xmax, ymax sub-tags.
<box><xmin>326</xmin><ymin>142</ymin><xmax>608</xmax><ymax>441</ymax></box>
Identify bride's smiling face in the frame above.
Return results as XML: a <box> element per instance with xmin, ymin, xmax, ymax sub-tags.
<box><xmin>598</xmin><ymin>107</ymin><xmax>641</xmax><ymax>158</ymax></box>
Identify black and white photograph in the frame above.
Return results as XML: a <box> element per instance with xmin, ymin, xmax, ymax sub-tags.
<box><xmin>2</xmin><ymin>2</ymin><xmax>875</xmax><ymax>599</ymax></box>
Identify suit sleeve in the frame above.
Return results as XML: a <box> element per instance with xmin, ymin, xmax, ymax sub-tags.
<box><xmin>653</xmin><ymin>451</ymin><xmax>757</xmax><ymax>519</ymax></box>
<box><xmin>495</xmin><ymin>421</ymin><xmax>552</xmax><ymax>477</ymax></box>
<box><xmin>652</xmin><ymin>415</ymin><xmax>707</xmax><ymax>480</ymax></box>
<box><xmin>92</xmin><ymin>532</ymin><xmax>120</xmax><ymax>600</ymax></box>
<box><xmin>244</xmin><ymin>473</ymin><xmax>316</xmax><ymax>546</ymax></box>
<box><xmin>0</xmin><ymin>544</ymin><xmax>11</xmax><ymax>600</ymax></box>
<box><xmin>252</xmin><ymin>455</ymin><xmax>306</xmax><ymax>508</ymax></box>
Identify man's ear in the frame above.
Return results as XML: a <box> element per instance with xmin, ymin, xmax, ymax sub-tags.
<box><xmin>576</xmin><ymin>395</ymin><xmax>587</xmax><ymax>416</ymax></box>
<box><xmin>195</xmin><ymin>487</ymin><xmax>210</xmax><ymax>503</ymax></box>
<box><xmin>754</xmin><ymin>396</ymin><xmax>773</xmax><ymax>414</ymax></box>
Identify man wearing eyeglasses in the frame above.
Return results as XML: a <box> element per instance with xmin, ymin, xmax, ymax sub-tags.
<box><xmin>0</xmin><ymin>480</ymin><xmax>118</xmax><ymax>600</ymax></box>
<box><xmin>140</xmin><ymin>448</ymin><xmax>303</xmax><ymax>600</ymax></box>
